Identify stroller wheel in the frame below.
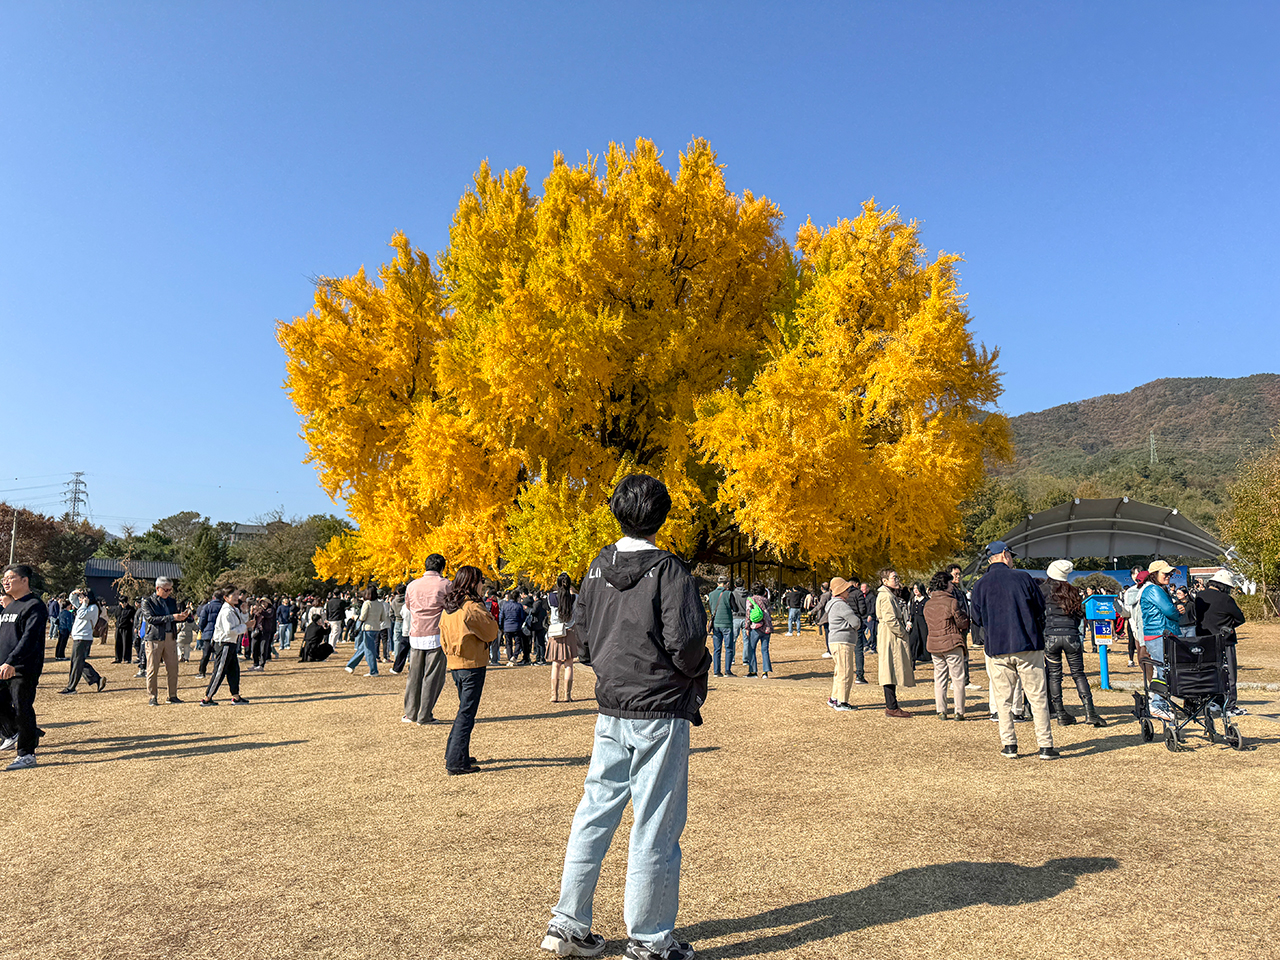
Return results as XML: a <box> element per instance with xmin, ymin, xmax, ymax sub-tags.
<box><xmin>1205</xmin><ymin>715</ymin><xmax>1216</xmax><ymax>744</ymax></box>
<box><xmin>1225</xmin><ymin>724</ymin><xmax>1246</xmax><ymax>751</ymax></box>
<box><xmin>1164</xmin><ymin>727</ymin><xmax>1187</xmax><ymax>753</ymax></box>
<box><xmin>1140</xmin><ymin>719</ymin><xmax>1155</xmax><ymax>742</ymax></box>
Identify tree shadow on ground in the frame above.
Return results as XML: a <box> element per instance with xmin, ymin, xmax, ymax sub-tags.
<box><xmin>772</xmin><ymin>671</ymin><xmax>831</xmax><ymax>682</ymax></box>
<box><xmin>478</xmin><ymin>746</ymin><xmax>718</xmax><ymax>774</ymax></box>
<box><xmin>43</xmin><ymin>731</ymin><xmax>307</xmax><ymax>764</ymax></box>
<box><xmin>477</xmin><ymin>707</ymin><xmax>598</xmax><ymax>724</ymax></box>
<box><xmin>249</xmin><ymin>691</ymin><xmax>375</xmax><ymax>704</ymax></box>
<box><xmin>478</xmin><ymin>755</ymin><xmax>592</xmax><ymax>772</ymax></box>
<box><xmin>680</xmin><ymin>857</ymin><xmax>1118</xmax><ymax>959</ymax></box>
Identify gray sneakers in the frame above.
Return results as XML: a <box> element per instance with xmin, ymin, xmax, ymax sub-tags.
<box><xmin>5</xmin><ymin>754</ymin><xmax>36</xmax><ymax>771</ymax></box>
<box><xmin>541</xmin><ymin>923</ymin><xmax>606</xmax><ymax>957</ymax></box>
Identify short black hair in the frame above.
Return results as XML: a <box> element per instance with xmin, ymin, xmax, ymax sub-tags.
<box><xmin>424</xmin><ymin>554</ymin><xmax>446</xmax><ymax>573</ymax></box>
<box><xmin>946</xmin><ymin>563</ymin><xmax>962</xmax><ymax>575</ymax></box>
<box><xmin>3</xmin><ymin>564</ymin><xmax>33</xmax><ymax>581</ymax></box>
<box><xmin>609</xmin><ymin>474</ymin><xmax>672</xmax><ymax>538</ymax></box>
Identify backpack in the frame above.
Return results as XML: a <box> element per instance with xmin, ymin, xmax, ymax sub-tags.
<box><xmin>748</xmin><ymin>598</ymin><xmax>765</xmax><ymax>624</ymax></box>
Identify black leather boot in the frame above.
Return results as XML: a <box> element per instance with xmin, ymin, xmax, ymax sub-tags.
<box><xmin>1082</xmin><ymin>693</ymin><xmax>1107</xmax><ymax>727</ymax></box>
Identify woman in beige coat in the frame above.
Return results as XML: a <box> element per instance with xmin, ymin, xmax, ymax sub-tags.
<box><xmin>876</xmin><ymin>568</ymin><xmax>914</xmax><ymax>717</ymax></box>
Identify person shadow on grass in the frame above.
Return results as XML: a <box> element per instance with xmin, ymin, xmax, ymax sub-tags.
<box><xmin>681</xmin><ymin>856</ymin><xmax>1119</xmax><ymax>958</ymax></box>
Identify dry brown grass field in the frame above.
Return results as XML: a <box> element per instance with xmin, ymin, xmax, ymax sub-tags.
<box><xmin>4</xmin><ymin>624</ymin><xmax>1279</xmax><ymax>960</ymax></box>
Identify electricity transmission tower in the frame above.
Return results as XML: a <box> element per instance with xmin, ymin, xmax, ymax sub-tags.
<box><xmin>64</xmin><ymin>471</ymin><xmax>87</xmax><ymax>521</ymax></box>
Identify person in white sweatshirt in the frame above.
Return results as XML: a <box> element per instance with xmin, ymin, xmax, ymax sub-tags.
<box><xmin>59</xmin><ymin>588</ymin><xmax>106</xmax><ymax>694</ymax></box>
<box><xmin>200</xmin><ymin>587</ymin><xmax>250</xmax><ymax>706</ymax></box>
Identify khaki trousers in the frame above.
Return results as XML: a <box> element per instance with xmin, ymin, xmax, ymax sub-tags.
<box><xmin>146</xmin><ymin>634</ymin><xmax>179</xmax><ymax>699</ymax></box>
<box><xmin>932</xmin><ymin>650</ymin><xmax>966</xmax><ymax>716</ymax></box>
<box><xmin>830</xmin><ymin>643</ymin><xmax>855</xmax><ymax>704</ymax></box>
<box><xmin>985</xmin><ymin>650</ymin><xmax>1053</xmax><ymax>748</ymax></box>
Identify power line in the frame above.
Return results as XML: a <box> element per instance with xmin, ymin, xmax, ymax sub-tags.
<box><xmin>0</xmin><ymin>483</ymin><xmax>64</xmax><ymax>495</ymax></box>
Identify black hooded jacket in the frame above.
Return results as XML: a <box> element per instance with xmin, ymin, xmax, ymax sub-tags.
<box><xmin>573</xmin><ymin>543</ymin><xmax>710</xmax><ymax>725</ymax></box>
<box><xmin>1194</xmin><ymin>584</ymin><xmax>1246</xmax><ymax>645</ymax></box>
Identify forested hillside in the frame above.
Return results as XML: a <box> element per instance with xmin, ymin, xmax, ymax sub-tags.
<box><xmin>961</xmin><ymin>374</ymin><xmax>1280</xmax><ymax>554</ymax></box>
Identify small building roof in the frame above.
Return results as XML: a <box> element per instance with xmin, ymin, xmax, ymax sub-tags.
<box><xmin>85</xmin><ymin>558</ymin><xmax>184</xmax><ymax>580</ymax></box>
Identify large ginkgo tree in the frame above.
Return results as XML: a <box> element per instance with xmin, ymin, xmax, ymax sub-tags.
<box><xmin>278</xmin><ymin>138</ymin><xmax>1010</xmax><ymax>585</ymax></box>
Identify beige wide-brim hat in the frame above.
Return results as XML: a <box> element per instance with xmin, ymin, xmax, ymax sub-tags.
<box><xmin>1047</xmin><ymin>559</ymin><xmax>1074</xmax><ymax>582</ymax></box>
<box><xmin>1148</xmin><ymin>560</ymin><xmax>1176</xmax><ymax>576</ymax></box>
<box><xmin>830</xmin><ymin>577</ymin><xmax>853</xmax><ymax>597</ymax></box>
<box><xmin>1209</xmin><ymin>569</ymin><xmax>1236</xmax><ymax>587</ymax></box>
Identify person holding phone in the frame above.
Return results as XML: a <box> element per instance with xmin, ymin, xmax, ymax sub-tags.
<box><xmin>140</xmin><ymin>577</ymin><xmax>190</xmax><ymax>706</ymax></box>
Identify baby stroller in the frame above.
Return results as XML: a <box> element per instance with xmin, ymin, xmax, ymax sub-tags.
<box><xmin>1133</xmin><ymin>631</ymin><xmax>1244</xmax><ymax>752</ymax></box>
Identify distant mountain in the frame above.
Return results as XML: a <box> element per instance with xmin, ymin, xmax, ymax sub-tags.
<box><xmin>1007</xmin><ymin>374</ymin><xmax>1280</xmax><ymax>475</ymax></box>
<box><xmin>989</xmin><ymin>374</ymin><xmax>1280</xmax><ymax>535</ymax></box>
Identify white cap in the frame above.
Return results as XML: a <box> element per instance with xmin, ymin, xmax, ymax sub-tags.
<box><xmin>1209</xmin><ymin>569</ymin><xmax>1236</xmax><ymax>588</ymax></box>
<box><xmin>1047</xmin><ymin>559</ymin><xmax>1074</xmax><ymax>582</ymax></box>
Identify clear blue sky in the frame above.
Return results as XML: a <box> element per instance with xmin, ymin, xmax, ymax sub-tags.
<box><xmin>2</xmin><ymin>2</ymin><xmax>1277</xmax><ymax>533</ymax></box>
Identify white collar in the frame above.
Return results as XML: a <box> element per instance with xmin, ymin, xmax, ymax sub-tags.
<box><xmin>615</xmin><ymin>536</ymin><xmax>657</xmax><ymax>553</ymax></box>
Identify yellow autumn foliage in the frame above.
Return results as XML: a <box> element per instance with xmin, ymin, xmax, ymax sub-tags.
<box><xmin>696</xmin><ymin>201</ymin><xmax>1010</xmax><ymax>575</ymax></box>
<box><xmin>279</xmin><ymin>139</ymin><xmax>1010</xmax><ymax>585</ymax></box>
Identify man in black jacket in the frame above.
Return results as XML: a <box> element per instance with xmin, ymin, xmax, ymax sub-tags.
<box><xmin>1</xmin><ymin>565</ymin><xmax>47</xmax><ymax>770</ymax></box>
<box><xmin>195</xmin><ymin>591</ymin><xmax>224</xmax><ymax>678</ymax></box>
<box><xmin>541</xmin><ymin>475</ymin><xmax>708</xmax><ymax>960</ymax></box>
<box><xmin>1194</xmin><ymin>570</ymin><xmax>1248</xmax><ymax>716</ymax></box>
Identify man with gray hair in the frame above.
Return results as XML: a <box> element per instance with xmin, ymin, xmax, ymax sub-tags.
<box><xmin>140</xmin><ymin>577</ymin><xmax>189</xmax><ymax>706</ymax></box>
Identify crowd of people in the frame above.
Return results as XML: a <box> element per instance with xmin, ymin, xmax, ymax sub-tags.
<box><xmin>0</xmin><ymin>470</ymin><xmax>1258</xmax><ymax>958</ymax></box>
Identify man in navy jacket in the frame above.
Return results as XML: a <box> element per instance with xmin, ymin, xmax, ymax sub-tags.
<box><xmin>969</xmin><ymin>541</ymin><xmax>1057</xmax><ymax>761</ymax></box>
<box><xmin>195</xmin><ymin>590</ymin><xmax>224</xmax><ymax>678</ymax></box>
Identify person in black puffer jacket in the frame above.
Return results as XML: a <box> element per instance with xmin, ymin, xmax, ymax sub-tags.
<box><xmin>1041</xmin><ymin>560</ymin><xmax>1106</xmax><ymax>727</ymax></box>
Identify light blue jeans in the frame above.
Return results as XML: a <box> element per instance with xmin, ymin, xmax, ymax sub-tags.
<box><xmin>346</xmin><ymin>629</ymin><xmax>379</xmax><ymax>674</ymax></box>
<box><xmin>787</xmin><ymin>608</ymin><xmax>801</xmax><ymax>633</ymax></box>
<box><xmin>1146</xmin><ymin>635</ymin><xmax>1170</xmax><ymax>716</ymax></box>
<box><xmin>745</xmin><ymin>628</ymin><xmax>772</xmax><ymax>674</ymax></box>
<box><xmin>552</xmin><ymin>715</ymin><xmax>690</xmax><ymax>952</ymax></box>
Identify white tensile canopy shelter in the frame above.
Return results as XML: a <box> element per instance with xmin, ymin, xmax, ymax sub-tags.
<box><xmin>964</xmin><ymin>497</ymin><xmax>1226</xmax><ymax>576</ymax></box>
